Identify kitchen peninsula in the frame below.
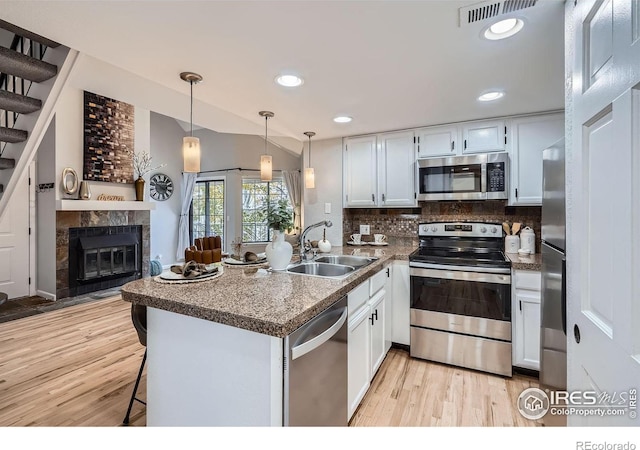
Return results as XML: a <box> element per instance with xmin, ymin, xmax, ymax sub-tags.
<box><xmin>121</xmin><ymin>246</ymin><xmax>414</xmax><ymax>426</ymax></box>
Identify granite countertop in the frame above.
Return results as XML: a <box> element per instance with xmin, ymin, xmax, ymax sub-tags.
<box><xmin>506</xmin><ymin>252</ymin><xmax>542</xmax><ymax>271</ymax></box>
<box><xmin>121</xmin><ymin>245</ymin><xmax>415</xmax><ymax>338</ymax></box>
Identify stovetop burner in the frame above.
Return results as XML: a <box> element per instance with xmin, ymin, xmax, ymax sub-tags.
<box><xmin>409</xmin><ymin>221</ymin><xmax>511</xmax><ymax>271</ymax></box>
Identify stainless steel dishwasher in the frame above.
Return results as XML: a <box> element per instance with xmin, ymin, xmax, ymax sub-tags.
<box><xmin>283</xmin><ymin>297</ymin><xmax>347</xmax><ymax>426</ymax></box>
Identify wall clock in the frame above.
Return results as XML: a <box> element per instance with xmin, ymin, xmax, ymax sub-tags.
<box><xmin>149</xmin><ymin>173</ymin><xmax>174</xmax><ymax>201</ymax></box>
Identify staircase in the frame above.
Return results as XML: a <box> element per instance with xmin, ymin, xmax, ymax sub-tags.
<box><xmin>0</xmin><ymin>19</ymin><xmax>75</xmax><ymax>207</ymax></box>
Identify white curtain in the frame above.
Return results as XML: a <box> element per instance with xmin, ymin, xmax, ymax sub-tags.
<box><xmin>282</xmin><ymin>170</ymin><xmax>302</xmax><ymax>234</ymax></box>
<box><xmin>176</xmin><ymin>172</ymin><xmax>197</xmax><ymax>261</ymax></box>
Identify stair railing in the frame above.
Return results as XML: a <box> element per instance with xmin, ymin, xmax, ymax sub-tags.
<box><xmin>0</xmin><ymin>34</ymin><xmax>48</xmax><ymax>156</ymax></box>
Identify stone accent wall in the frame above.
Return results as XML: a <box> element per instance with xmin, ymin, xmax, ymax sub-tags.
<box><xmin>56</xmin><ymin>210</ymin><xmax>150</xmax><ymax>300</ymax></box>
<box><xmin>343</xmin><ymin>201</ymin><xmax>542</xmax><ymax>251</ymax></box>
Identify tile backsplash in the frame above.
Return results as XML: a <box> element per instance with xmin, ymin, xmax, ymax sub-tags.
<box><xmin>343</xmin><ymin>201</ymin><xmax>542</xmax><ymax>252</ymax></box>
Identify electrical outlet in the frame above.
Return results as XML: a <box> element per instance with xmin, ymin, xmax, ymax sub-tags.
<box><xmin>360</xmin><ymin>224</ymin><xmax>370</xmax><ymax>235</ymax></box>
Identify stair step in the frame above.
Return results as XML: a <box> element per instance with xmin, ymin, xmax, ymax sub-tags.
<box><xmin>0</xmin><ymin>90</ymin><xmax>42</xmax><ymax>114</ymax></box>
<box><xmin>0</xmin><ymin>46</ymin><xmax>57</xmax><ymax>83</ymax></box>
<box><xmin>0</xmin><ymin>20</ymin><xmax>60</xmax><ymax>48</ymax></box>
<box><xmin>0</xmin><ymin>127</ymin><xmax>27</xmax><ymax>144</ymax></box>
<box><xmin>0</xmin><ymin>158</ymin><xmax>16</xmax><ymax>170</ymax></box>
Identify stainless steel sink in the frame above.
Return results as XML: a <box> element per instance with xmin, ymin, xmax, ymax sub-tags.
<box><xmin>314</xmin><ymin>255</ymin><xmax>378</xmax><ymax>268</ymax></box>
<box><xmin>286</xmin><ymin>262</ymin><xmax>356</xmax><ymax>279</ymax></box>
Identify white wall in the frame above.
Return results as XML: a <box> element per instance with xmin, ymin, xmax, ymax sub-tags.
<box><xmin>36</xmin><ymin>119</ymin><xmax>56</xmax><ymax>298</ymax></box>
<box><xmin>149</xmin><ymin>112</ymin><xmax>185</xmax><ymax>266</ymax></box>
<box><xmin>302</xmin><ymin>138</ymin><xmax>343</xmax><ymax>247</ymax></box>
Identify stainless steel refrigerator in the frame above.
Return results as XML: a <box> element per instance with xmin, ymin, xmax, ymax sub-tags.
<box><xmin>540</xmin><ymin>138</ymin><xmax>567</xmax><ymax>426</ymax></box>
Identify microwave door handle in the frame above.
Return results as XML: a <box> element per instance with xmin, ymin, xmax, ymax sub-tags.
<box><xmin>481</xmin><ymin>164</ymin><xmax>487</xmax><ymax>195</ymax></box>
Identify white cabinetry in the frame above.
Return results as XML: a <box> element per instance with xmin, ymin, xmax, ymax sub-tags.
<box><xmin>344</xmin><ymin>131</ymin><xmax>416</xmax><ymax>208</ymax></box>
<box><xmin>343</xmin><ymin>135</ymin><xmax>377</xmax><ymax>207</ymax></box>
<box><xmin>415</xmin><ymin>125</ymin><xmax>457</xmax><ymax>157</ymax></box>
<box><xmin>509</xmin><ymin>113</ymin><xmax>565</xmax><ymax>205</ymax></box>
<box><xmin>391</xmin><ymin>260</ymin><xmax>410</xmax><ymax>346</ymax></box>
<box><xmin>347</xmin><ymin>269</ymin><xmax>389</xmax><ymax>420</ymax></box>
<box><xmin>384</xmin><ymin>264</ymin><xmax>393</xmax><ymax>352</ymax></box>
<box><xmin>462</xmin><ymin>119</ymin><xmax>507</xmax><ymax>154</ymax></box>
<box><xmin>512</xmin><ymin>269</ymin><xmax>542</xmax><ymax>371</ymax></box>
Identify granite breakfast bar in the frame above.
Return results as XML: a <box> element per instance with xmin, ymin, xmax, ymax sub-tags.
<box><xmin>121</xmin><ymin>246</ymin><xmax>413</xmax><ymax>426</ymax></box>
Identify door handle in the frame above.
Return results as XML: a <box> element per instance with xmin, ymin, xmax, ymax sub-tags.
<box><xmin>574</xmin><ymin>324</ymin><xmax>580</xmax><ymax>344</ymax></box>
<box><xmin>291</xmin><ymin>308</ymin><xmax>347</xmax><ymax>360</ymax></box>
<box><xmin>561</xmin><ymin>258</ymin><xmax>567</xmax><ymax>336</ymax></box>
<box><xmin>370</xmin><ymin>314</ymin><xmax>374</xmax><ymax>326</ymax></box>
<box><xmin>382</xmin><ymin>193</ymin><xmax>386</xmax><ymax>202</ymax></box>
<box><xmin>373</xmin><ymin>309</ymin><xmax>378</xmax><ymax>321</ymax></box>
<box><xmin>371</xmin><ymin>193</ymin><xmax>375</xmax><ymax>202</ymax></box>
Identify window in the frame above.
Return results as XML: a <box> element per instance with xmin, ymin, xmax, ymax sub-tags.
<box><xmin>190</xmin><ymin>179</ymin><xmax>225</xmax><ymax>246</ymax></box>
<box><xmin>242</xmin><ymin>178</ymin><xmax>291</xmax><ymax>242</ymax></box>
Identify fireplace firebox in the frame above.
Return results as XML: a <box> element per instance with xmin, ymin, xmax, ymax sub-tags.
<box><xmin>68</xmin><ymin>226</ymin><xmax>143</xmax><ymax>296</ymax></box>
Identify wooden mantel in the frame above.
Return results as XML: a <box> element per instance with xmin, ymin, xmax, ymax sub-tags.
<box><xmin>56</xmin><ymin>200</ymin><xmax>156</xmax><ymax>211</ymax></box>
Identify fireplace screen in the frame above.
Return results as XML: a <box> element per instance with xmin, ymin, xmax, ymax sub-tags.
<box><xmin>78</xmin><ymin>234</ymin><xmax>139</xmax><ymax>281</ymax></box>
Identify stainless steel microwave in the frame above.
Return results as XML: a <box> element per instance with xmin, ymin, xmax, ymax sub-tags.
<box><xmin>416</xmin><ymin>152</ymin><xmax>509</xmax><ymax>201</ymax></box>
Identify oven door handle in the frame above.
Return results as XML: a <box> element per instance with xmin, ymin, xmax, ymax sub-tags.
<box><xmin>410</xmin><ymin>267</ymin><xmax>511</xmax><ymax>284</ymax></box>
<box><xmin>409</xmin><ymin>261</ymin><xmax>511</xmax><ymax>275</ymax></box>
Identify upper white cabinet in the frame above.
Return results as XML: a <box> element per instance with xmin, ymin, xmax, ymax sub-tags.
<box><xmin>343</xmin><ymin>135</ymin><xmax>378</xmax><ymax>207</ymax></box>
<box><xmin>462</xmin><ymin>119</ymin><xmax>507</xmax><ymax>154</ymax></box>
<box><xmin>415</xmin><ymin>125</ymin><xmax>457</xmax><ymax>157</ymax></box>
<box><xmin>344</xmin><ymin>131</ymin><xmax>416</xmax><ymax>208</ymax></box>
<box><xmin>509</xmin><ymin>113</ymin><xmax>565</xmax><ymax>206</ymax></box>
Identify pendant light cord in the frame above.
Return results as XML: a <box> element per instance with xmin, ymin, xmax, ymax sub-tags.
<box><xmin>190</xmin><ymin>80</ymin><xmax>194</xmax><ymax>137</ymax></box>
<box><xmin>264</xmin><ymin>115</ymin><xmax>268</xmax><ymax>155</ymax></box>
<box><xmin>308</xmin><ymin>134</ymin><xmax>312</xmax><ymax>167</ymax></box>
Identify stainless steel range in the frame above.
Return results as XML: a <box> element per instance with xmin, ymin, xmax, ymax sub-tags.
<box><xmin>409</xmin><ymin>222</ymin><xmax>512</xmax><ymax>377</ymax></box>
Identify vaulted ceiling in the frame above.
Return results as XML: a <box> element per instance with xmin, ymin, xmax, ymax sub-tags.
<box><xmin>0</xmin><ymin>1</ymin><xmax>565</xmax><ymax>152</ymax></box>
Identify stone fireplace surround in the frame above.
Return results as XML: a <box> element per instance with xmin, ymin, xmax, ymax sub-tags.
<box><xmin>56</xmin><ymin>210</ymin><xmax>150</xmax><ymax>300</ymax></box>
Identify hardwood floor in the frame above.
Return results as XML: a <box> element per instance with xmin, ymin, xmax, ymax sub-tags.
<box><xmin>0</xmin><ymin>295</ymin><xmax>146</xmax><ymax>426</ymax></box>
<box><xmin>0</xmin><ymin>294</ymin><xmax>539</xmax><ymax>427</ymax></box>
<box><xmin>350</xmin><ymin>348</ymin><xmax>542</xmax><ymax>427</ymax></box>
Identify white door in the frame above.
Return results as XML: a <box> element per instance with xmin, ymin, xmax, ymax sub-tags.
<box><xmin>391</xmin><ymin>260</ymin><xmax>410</xmax><ymax>346</ymax></box>
<box><xmin>509</xmin><ymin>113</ymin><xmax>565</xmax><ymax>205</ymax></box>
<box><xmin>344</xmin><ymin>135</ymin><xmax>377</xmax><ymax>207</ymax></box>
<box><xmin>0</xmin><ymin>170</ymin><xmax>30</xmax><ymax>299</ymax></box>
<box><xmin>416</xmin><ymin>125</ymin><xmax>458</xmax><ymax>157</ymax></box>
<box><xmin>513</xmin><ymin>289</ymin><xmax>541</xmax><ymax>371</ymax></box>
<box><xmin>378</xmin><ymin>131</ymin><xmax>416</xmax><ymax>207</ymax></box>
<box><xmin>384</xmin><ymin>265</ymin><xmax>392</xmax><ymax>353</ymax></box>
<box><xmin>461</xmin><ymin>119</ymin><xmax>506</xmax><ymax>154</ymax></box>
<box><xmin>567</xmin><ymin>0</ymin><xmax>640</xmax><ymax>425</ymax></box>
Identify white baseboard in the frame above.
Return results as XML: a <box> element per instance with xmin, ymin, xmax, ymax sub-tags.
<box><xmin>37</xmin><ymin>290</ymin><xmax>56</xmax><ymax>301</ymax></box>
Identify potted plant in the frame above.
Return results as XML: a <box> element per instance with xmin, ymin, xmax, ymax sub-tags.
<box><xmin>263</xmin><ymin>199</ymin><xmax>294</xmax><ymax>270</ymax></box>
<box><xmin>130</xmin><ymin>150</ymin><xmax>166</xmax><ymax>201</ymax></box>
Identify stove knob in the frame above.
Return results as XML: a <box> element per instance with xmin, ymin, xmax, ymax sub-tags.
<box><xmin>491</xmin><ymin>226</ymin><xmax>498</xmax><ymax>234</ymax></box>
<box><xmin>480</xmin><ymin>226</ymin><xmax>487</xmax><ymax>233</ymax></box>
<box><xmin>430</xmin><ymin>226</ymin><xmax>437</xmax><ymax>232</ymax></box>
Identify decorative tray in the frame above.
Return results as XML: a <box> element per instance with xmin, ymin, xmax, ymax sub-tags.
<box><xmin>154</xmin><ymin>265</ymin><xmax>224</xmax><ymax>284</ymax></box>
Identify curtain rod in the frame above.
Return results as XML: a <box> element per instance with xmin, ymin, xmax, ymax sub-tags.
<box><xmin>194</xmin><ymin>168</ymin><xmax>301</xmax><ymax>175</ymax></box>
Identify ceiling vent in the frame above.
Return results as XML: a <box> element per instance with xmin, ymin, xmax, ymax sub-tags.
<box><xmin>459</xmin><ymin>0</ymin><xmax>538</xmax><ymax>26</ymax></box>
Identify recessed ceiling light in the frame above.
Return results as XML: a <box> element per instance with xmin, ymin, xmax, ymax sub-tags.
<box><xmin>275</xmin><ymin>74</ymin><xmax>303</xmax><ymax>87</ymax></box>
<box><xmin>478</xmin><ymin>91</ymin><xmax>504</xmax><ymax>102</ymax></box>
<box><xmin>333</xmin><ymin>116</ymin><xmax>353</xmax><ymax>123</ymax></box>
<box><xmin>483</xmin><ymin>18</ymin><xmax>524</xmax><ymax>40</ymax></box>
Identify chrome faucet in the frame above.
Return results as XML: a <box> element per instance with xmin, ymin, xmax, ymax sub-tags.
<box><xmin>299</xmin><ymin>220</ymin><xmax>332</xmax><ymax>261</ymax></box>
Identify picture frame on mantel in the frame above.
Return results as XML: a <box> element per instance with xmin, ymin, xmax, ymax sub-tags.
<box><xmin>82</xmin><ymin>90</ymin><xmax>135</xmax><ymax>184</ymax></box>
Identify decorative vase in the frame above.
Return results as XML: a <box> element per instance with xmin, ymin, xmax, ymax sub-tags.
<box><xmin>265</xmin><ymin>230</ymin><xmax>293</xmax><ymax>271</ymax></box>
<box><xmin>78</xmin><ymin>181</ymin><xmax>91</xmax><ymax>200</ymax></box>
<box><xmin>135</xmin><ymin>176</ymin><xmax>145</xmax><ymax>201</ymax></box>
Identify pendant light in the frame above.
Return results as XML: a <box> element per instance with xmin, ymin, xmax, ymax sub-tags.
<box><xmin>259</xmin><ymin>111</ymin><xmax>274</xmax><ymax>181</ymax></box>
<box><xmin>180</xmin><ymin>71</ymin><xmax>203</xmax><ymax>173</ymax></box>
<box><xmin>304</xmin><ymin>131</ymin><xmax>316</xmax><ymax>189</ymax></box>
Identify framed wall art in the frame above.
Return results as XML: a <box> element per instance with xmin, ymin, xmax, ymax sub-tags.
<box><xmin>83</xmin><ymin>91</ymin><xmax>135</xmax><ymax>184</ymax></box>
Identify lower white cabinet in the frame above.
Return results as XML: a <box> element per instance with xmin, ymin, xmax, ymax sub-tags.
<box><xmin>391</xmin><ymin>260</ymin><xmax>410</xmax><ymax>346</ymax></box>
<box><xmin>384</xmin><ymin>264</ymin><xmax>393</xmax><ymax>352</ymax></box>
<box><xmin>347</xmin><ymin>269</ymin><xmax>389</xmax><ymax>420</ymax></box>
<box><xmin>348</xmin><ymin>303</ymin><xmax>371</xmax><ymax>418</ymax></box>
<box><xmin>512</xmin><ymin>269</ymin><xmax>542</xmax><ymax>370</ymax></box>
<box><xmin>369</xmin><ymin>290</ymin><xmax>386</xmax><ymax>376</ymax></box>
